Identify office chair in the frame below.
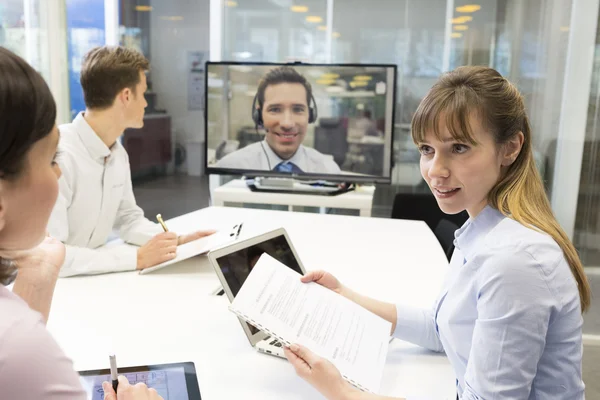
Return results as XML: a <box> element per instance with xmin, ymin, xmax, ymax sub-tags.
<box><xmin>391</xmin><ymin>192</ymin><xmax>469</xmax><ymax>261</ymax></box>
<box><xmin>215</xmin><ymin>140</ymin><xmax>240</xmax><ymax>160</ymax></box>
<box><xmin>314</xmin><ymin>117</ymin><xmax>348</xmax><ymax>166</ymax></box>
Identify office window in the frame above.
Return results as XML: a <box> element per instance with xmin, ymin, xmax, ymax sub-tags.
<box><xmin>576</xmin><ymin>15</ymin><xmax>600</xmax><ymax>266</ymax></box>
<box><xmin>223</xmin><ymin>0</ymin><xmax>329</xmax><ymax>63</ymax></box>
<box><xmin>119</xmin><ymin>0</ymin><xmax>211</xmax><ymax>220</ymax></box>
<box><xmin>221</xmin><ymin>0</ymin><xmax>573</xmax><ymax>216</ymax></box>
<box><xmin>0</xmin><ymin>0</ymin><xmax>50</xmax><ymax>81</ymax></box>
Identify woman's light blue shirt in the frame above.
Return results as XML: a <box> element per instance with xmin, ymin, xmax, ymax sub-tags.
<box><xmin>393</xmin><ymin>206</ymin><xmax>584</xmax><ymax>399</ymax></box>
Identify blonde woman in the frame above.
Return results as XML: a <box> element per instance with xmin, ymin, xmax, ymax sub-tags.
<box><xmin>284</xmin><ymin>66</ymin><xmax>590</xmax><ymax>400</ymax></box>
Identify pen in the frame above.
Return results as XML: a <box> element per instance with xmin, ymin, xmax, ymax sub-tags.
<box><xmin>235</xmin><ymin>223</ymin><xmax>244</xmax><ymax>239</ymax></box>
<box><xmin>109</xmin><ymin>354</ymin><xmax>118</xmax><ymax>392</ymax></box>
<box><xmin>156</xmin><ymin>214</ymin><xmax>169</xmax><ymax>232</ymax></box>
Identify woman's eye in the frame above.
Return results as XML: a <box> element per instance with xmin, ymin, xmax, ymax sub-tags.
<box><xmin>52</xmin><ymin>150</ymin><xmax>62</xmax><ymax>165</ymax></box>
<box><xmin>419</xmin><ymin>145</ymin><xmax>433</xmax><ymax>155</ymax></box>
<box><xmin>453</xmin><ymin>144</ymin><xmax>470</xmax><ymax>154</ymax></box>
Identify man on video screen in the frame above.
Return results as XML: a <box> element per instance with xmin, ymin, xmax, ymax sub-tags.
<box><xmin>216</xmin><ymin>66</ymin><xmax>341</xmax><ymax>174</ymax></box>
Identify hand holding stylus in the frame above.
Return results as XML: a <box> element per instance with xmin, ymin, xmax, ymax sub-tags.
<box><xmin>102</xmin><ymin>375</ymin><xmax>164</xmax><ymax>400</ymax></box>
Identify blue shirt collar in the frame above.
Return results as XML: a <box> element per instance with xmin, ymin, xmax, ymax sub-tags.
<box><xmin>454</xmin><ymin>205</ymin><xmax>506</xmax><ymax>261</ymax></box>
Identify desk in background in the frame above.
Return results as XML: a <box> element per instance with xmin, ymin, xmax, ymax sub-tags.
<box><xmin>123</xmin><ymin>113</ymin><xmax>172</xmax><ymax>179</ymax></box>
<box><xmin>212</xmin><ymin>179</ymin><xmax>375</xmax><ymax>217</ymax></box>
<box><xmin>47</xmin><ymin>206</ymin><xmax>456</xmax><ymax>400</ymax></box>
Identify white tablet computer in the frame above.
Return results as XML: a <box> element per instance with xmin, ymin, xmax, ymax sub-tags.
<box><xmin>207</xmin><ymin>228</ymin><xmax>306</xmax><ymax>357</ymax></box>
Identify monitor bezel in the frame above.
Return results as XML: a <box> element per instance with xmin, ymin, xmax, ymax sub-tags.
<box><xmin>204</xmin><ymin>60</ymin><xmax>398</xmax><ymax>184</ymax></box>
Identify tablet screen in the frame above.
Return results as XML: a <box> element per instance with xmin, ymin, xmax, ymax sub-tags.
<box><xmin>79</xmin><ymin>362</ymin><xmax>200</xmax><ymax>400</ymax></box>
<box><xmin>214</xmin><ymin>234</ymin><xmax>304</xmax><ymax>335</ymax></box>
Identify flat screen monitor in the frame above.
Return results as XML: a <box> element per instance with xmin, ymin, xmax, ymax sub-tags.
<box><xmin>204</xmin><ymin>61</ymin><xmax>397</xmax><ymax>183</ymax></box>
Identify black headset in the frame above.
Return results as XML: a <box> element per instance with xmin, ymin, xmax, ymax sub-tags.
<box><xmin>251</xmin><ymin>90</ymin><xmax>318</xmax><ymax>127</ymax></box>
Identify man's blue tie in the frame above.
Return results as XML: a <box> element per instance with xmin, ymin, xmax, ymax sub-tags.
<box><xmin>273</xmin><ymin>161</ymin><xmax>303</xmax><ymax>173</ymax></box>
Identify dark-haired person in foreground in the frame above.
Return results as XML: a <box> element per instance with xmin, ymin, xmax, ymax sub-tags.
<box><xmin>0</xmin><ymin>48</ymin><xmax>162</xmax><ymax>400</ymax></box>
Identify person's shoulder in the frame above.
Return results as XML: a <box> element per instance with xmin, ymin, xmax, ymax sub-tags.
<box><xmin>483</xmin><ymin>217</ymin><xmax>563</xmax><ymax>261</ymax></box>
<box><xmin>216</xmin><ymin>142</ymin><xmax>261</xmax><ymax>166</ymax></box>
<box><xmin>472</xmin><ymin>217</ymin><xmax>573</xmax><ymax>299</ymax></box>
<box><xmin>302</xmin><ymin>146</ymin><xmax>340</xmax><ymax>171</ymax></box>
<box><xmin>0</xmin><ymin>286</ymin><xmax>39</xmax><ymax>331</ymax></box>
<box><xmin>302</xmin><ymin>145</ymin><xmax>327</xmax><ymax>159</ymax></box>
<box><xmin>57</xmin><ymin>122</ymin><xmax>87</xmax><ymax>162</ymax></box>
<box><xmin>0</xmin><ymin>288</ymin><xmax>84</xmax><ymax>398</ymax></box>
<box><xmin>58</xmin><ymin>121</ymin><xmax>82</xmax><ymax>147</ymax></box>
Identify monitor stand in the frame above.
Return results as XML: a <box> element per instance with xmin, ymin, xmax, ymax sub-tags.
<box><xmin>244</xmin><ymin>177</ymin><xmax>355</xmax><ymax>196</ymax></box>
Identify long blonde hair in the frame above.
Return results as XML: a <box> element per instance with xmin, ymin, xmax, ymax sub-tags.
<box><xmin>411</xmin><ymin>66</ymin><xmax>591</xmax><ymax>313</ymax></box>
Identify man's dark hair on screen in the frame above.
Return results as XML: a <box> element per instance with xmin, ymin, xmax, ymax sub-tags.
<box><xmin>256</xmin><ymin>66</ymin><xmax>313</xmax><ymax>107</ymax></box>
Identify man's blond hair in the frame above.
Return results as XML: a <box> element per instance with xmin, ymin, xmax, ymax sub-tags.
<box><xmin>80</xmin><ymin>46</ymin><xmax>150</xmax><ymax>110</ymax></box>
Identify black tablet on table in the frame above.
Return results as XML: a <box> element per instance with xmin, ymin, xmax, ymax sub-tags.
<box><xmin>78</xmin><ymin>361</ymin><xmax>201</xmax><ymax>400</ymax></box>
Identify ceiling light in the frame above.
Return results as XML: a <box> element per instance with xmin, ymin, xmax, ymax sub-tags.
<box><xmin>320</xmin><ymin>73</ymin><xmax>339</xmax><ymax>79</ymax></box>
<box><xmin>317</xmin><ymin>25</ymin><xmax>327</xmax><ymax>31</ymax></box>
<box><xmin>350</xmin><ymin>81</ymin><xmax>368</xmax><ymax>88</ymax></box>
<box><xmin>316</xmin><ymin>79</ymin><xmax>336</xmax><ymax>85</ymax></box>
<box><xmin>332</xmin><ymin>32</ymin><xmax>341</xmax><ymax>38</ymax></box>
<box><xmin>226</xmin><ymin>1</ymin><xmax>238</xmax><ymax>7</ymax></box>
<box><xmin>454</xmin><ymin>25</ymin><xmax>469</xmax><ymax>31</ymax></box>
<box><xmin>160</xmin><ymin>16</ymin><xmax>184</xmax><ymax>21</ymax></box>
<box><xmin>135</xmin><ymin>5</ymin><xmax>152</xmax><ymax>11</ymax></box>
<box><xmin>456</xmin><ymin>4</ymin><xmax>481</xmax><ymax>13</ymax></box>
<box><xmin>305</xmin><ymin>15</ymin><xmax>323</xmax><ymax>23</ymax></box>
<box><xmin>560</xmin><ymin>26</ymin><xmax>570</xmax><ymax>32</ymax></box>
<box><xmin>291</xmin><ymin>5</ymin><xmax>309</xmax><ymax>12</ymax></box>
<box><xmin>233</xmin><ymin>51</ymin><xmax>252</xmax><ymax>59</ymax></box>
<box><xmin>353</xmin><ymin>75</ymin><xmax>372</xmax><ymax>81</ymax></box>
<box><xmin>452</xmin><ymin>16</ymin><xmax>473</xmax><ymax>23</ymax></box>
<box><xmin>451</xmin><ymin>32</ymin><xmax>463</xmax><ymax>38</ymax></box>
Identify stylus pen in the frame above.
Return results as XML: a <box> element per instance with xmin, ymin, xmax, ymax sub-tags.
<box><xmin>109</xmin><ymin>354</ymin><xmax>119</xmax><ymax>392</ymax></box>
<box><xmin>156</xmin><ymin>214</ymin><xmax>169</xmax><ymax>232</ymax></box>
<box><xmin>235</xmin><ymin>223</ymin><xmax>244</xmax><ymax>239</ymax></box>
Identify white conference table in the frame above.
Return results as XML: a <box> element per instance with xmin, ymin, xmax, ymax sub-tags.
<box><xmin>47</xmin><ymin>206</ymin><xmax>456</xmax><ymax>400</ymax></box>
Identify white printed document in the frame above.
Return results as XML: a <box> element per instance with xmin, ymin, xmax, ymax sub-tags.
<box><xmin>229</xmin><ymin>253</ymin><xmax>391</xmax><ymax>393</ymax></box>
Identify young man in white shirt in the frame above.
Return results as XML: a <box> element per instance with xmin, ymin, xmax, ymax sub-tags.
<box><xmin>48</xmin><ymin>46</ymin><xmax>214</xmax><ymax>277</ymax></box>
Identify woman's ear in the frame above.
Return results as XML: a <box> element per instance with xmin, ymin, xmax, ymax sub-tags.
<box><xmin>502</xmin><ymin>131</ymin><xmax>525</xmax><ymax>166</ymax></box>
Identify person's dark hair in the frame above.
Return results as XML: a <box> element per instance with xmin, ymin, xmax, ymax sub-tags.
<box><xmin>256</xmin><ymin>66</ymin><xmax>312</xmax><ymax>107</ymax></box>
<box><xmin>0</xmin><ymin>47</ymin><xmax>57</xmax><ymax>284</ymax></box>
<box><xmin>80</xmin><ymin>46</ymin><xmax>150</xmax><ymax>110</ymax></box>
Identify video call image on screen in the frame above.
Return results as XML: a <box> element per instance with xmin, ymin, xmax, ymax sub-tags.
<box><xmin>215</xmin><ymin>235</ymin><xmax>303</xmax><ymax>335</ymax></box>
<box><xmin>206</xmin><ymin>63</ymin><xmax>396</xmax><ymax>181</ymax></box>
<box><xmin>79</xmin><ymin>367</ymin><xmax>189</xmax><ymax>400</ymax></box>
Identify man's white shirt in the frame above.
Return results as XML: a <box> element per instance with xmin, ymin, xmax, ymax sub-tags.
<box><xmin>215</xmin><ymin>140</ymin><xmax>341</xmax><ymax>174</ymax></box>
<box><xmin>47</xmin><ymin>112</ymin><xmax>162</xmax><ymax>277</ymax></box>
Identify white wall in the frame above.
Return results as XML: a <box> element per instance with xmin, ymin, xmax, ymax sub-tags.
<box><xmin>149</xmin><ymin>0</ymin><xmax>210</xmax><ymax>148</ymax></box>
